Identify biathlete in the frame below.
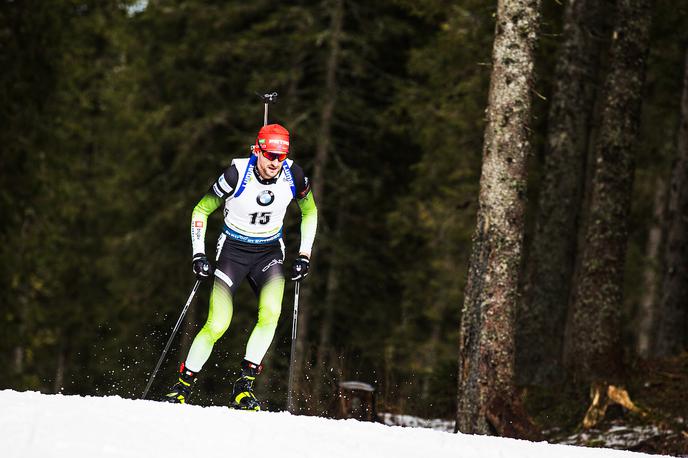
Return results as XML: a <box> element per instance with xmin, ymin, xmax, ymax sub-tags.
<box><xmin>164</xmin><ymin>123</ymin><xmax>317</xmax><ymax>410</ymax></box>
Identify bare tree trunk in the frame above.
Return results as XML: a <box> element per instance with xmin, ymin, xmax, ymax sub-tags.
<box><xmin>456</xmin><ymin>0</ymin><xmax>541</xmax><ymax>438</ymax></box>
<box><xmin>54</xmin><ymin>344</ymin><xmax>66</xmax><ymax>393</ymax></box>
<box><xmin>517</xmin><ymin>0</ymin><xmax>605</xmax><ymax>386</ymax></box>
<box><xmin>292</xmin><ymin>0</ymin><xmax>343</xmax><ymax>413</ymax></box>
<box><xmin>421</xmin><ymin>317</ymin><xmax>443</xmax><ymax>402</ymax></box>
<box><xmin>284</xmin><ymin>10</ymin><xmax>310</xmax><ymax>130</ymax></box>
<box><xmin>564</xmin><ymin>0</ymin><xmax>652</xmax><ymax>382</ymax></box>
<box><xmin>312</xmin><ymin>0</ymin><xmax>342</xmax><ymax>207</ymax></box>
<box><xmin>421</xmin><ymin>227</ymin><xmax>455</xmax><ymax>403</ymax></box>
<box><xmin>312</xmin><ymin>209</ymin><xmax>343</xmax><ymax>413</ymax></box>
<box><xmin>635</xmin><ymin>177</ymin><xmax>666</xmax><ymax>357</ymax></box>
<box><xmin>654</xmin><ymin>47</ymin><xmax>688</xmax><ymax>357</ymax></box>
<box><xmin>13</xmin><ymin>346</ymin><xmax>24</xmax><ymax>375</ymax></box>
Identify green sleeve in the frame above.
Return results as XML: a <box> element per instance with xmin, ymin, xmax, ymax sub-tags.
<box><xmin>191</xmin><ymin>194</ymin><xmax>224</xmax><ymax>255</ymax></box>
<box><xmin>297</xmin><ymin>190</ymin><xmax>318</xmax><ymax>255</ymax></box>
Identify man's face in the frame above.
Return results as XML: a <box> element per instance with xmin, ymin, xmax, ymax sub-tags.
<box><xmin>255</xmin><ymin>150</ymin><xmax>285</xmax><ymax>179</ymax></box>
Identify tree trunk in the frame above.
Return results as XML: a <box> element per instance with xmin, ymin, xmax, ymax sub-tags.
<box><xmin>312</xmin><ymin>0</ymin><xmax>342</xmax><ymax>208</ymax></box>
<box><xmin>54</xmin><ymin>344</ymin><xmax>66</xmax><ymax>393</ymax></box>
<box><xmin>312</xmin><ymin>208</ymin><xmax>343</xmax><ymax>413</ymax></box>
<box><xmin>635</xmin><ymin>176</ymin><xmax>666</xmax><ymax>357</ymax></box>
<box><xmin>456</xmin><ymin>0</ymin><xmax>541</xmax><ymax>438</ymax></box>
<box><xmin>421</xmin><ymin>228</ymin><xmax>455</xmax><ymax>404</ymax></box>
<box><xmin>291</xmin><ymin>0</ymin><xmax>343</xmax><ymax>413</ymax></box>
<box><xmin>422</xmin><ymin>316</ymin><xmax>443</xmax><ymax>402</ymax></box>
<box><xmin>13</xmin><ymin>346</ymin><xmax>24</xmax><ymax>375</ymax></box>
<box><xmin>564</xmin><ymin>0</ymin><xmax>653</xmax><ymax>381</ymax></box>
<box><xmin>654</xmin><ymin>47</ymin><xmax>688</xmax><ymax>357</ymax></box>
<box><xmin>517</xmin><ymin>0</ymin><xmax>605</xmax><ymax>386</ymax></box>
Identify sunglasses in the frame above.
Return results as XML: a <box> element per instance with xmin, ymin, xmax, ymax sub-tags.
<box><xmin>261</xmin><ymin>150</ymin><xmax>288</xmax><ymax>162</ymax></box>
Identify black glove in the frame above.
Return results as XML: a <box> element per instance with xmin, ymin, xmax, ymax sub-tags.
<box><xmin>290</xmin><ymin>255</ymin><xmax>310</xmax><ymax>281</ymax></box>
<box><xmin>192</xmin><ymin>253</ymin><xmax>213</xmax><ymax>280</ymax></box>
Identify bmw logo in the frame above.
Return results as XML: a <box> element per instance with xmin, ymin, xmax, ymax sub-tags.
<box><xmin>257</xmin><ymin>190</ymin><xmax>275</xmax><ymax>206</ymax></box>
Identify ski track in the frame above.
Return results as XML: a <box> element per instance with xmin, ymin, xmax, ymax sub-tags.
<box><xmin>1</xmin><ymin>390</ymin><xmax>666</xmax><ymax>458</ymax></box>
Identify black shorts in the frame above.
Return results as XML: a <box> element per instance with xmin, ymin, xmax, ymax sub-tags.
<box><xmin>213</xmin><ymin>234</ymin><xmax>285</xmax><ymax>296</ymax></box>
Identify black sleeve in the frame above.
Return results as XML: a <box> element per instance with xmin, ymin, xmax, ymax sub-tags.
<box><xmin>209</xmin><ymin>164</ymin><xmax>239</xmax><ymax>199</ymax></box>
<box><xmin>290</xmin><ymin>162</ymin><xmax>312</xmax><ymax>199</ymax></box>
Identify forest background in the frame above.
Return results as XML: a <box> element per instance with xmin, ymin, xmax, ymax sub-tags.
<box><xmin>1</xmin><ymin>0</ymin><xmax>687</xmax><ymax>451</ymax></box>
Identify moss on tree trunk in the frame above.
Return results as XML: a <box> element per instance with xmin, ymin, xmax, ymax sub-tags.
<box><xmin>564</xmin><ymin>0</ymin><xmax>653</xmax><ymax>381</ymax></box>
<box><xmin>456</xmin><ymin>0</ymin><xmax>541</xmax><ymax>437</ymax></box>
<box><xmin>654</xmin><ymin>47</ymin><xmax>688</xmax><ymax>357</ymax></box>
<box><xmin>517</xmin><ymin>0</ymin><xmax>606</xmax><ymax>386</ymax></box>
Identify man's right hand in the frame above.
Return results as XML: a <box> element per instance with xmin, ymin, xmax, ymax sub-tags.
<box><xmin>192</xmin><ymin>253</ymin><xmax>213</xmax><ymax>280</ymax></box>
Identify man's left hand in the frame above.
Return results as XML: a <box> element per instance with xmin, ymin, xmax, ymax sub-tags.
<box><xmin>291</xmin><ymin>255</ymin><xmax>310</xmax><ymax>281</ymax></box>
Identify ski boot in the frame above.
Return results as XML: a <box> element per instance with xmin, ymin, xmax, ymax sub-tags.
<box><xmin>230</xmin><ymin>359</ymin><xmax>262</xmax><ymax>411</ymax></box>
<box><xmin>163</xmin><ymin>363</ymin><xmax>196</xmax><ymax>404</ymax></box>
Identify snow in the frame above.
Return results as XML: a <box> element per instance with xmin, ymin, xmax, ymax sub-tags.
<box><xmin>560</xmin><ymin>421</ymin><xmax>670</xmax><ymax>450</ymax></box>
<box><xmin>3</xmin><ymin>390</ymin><xmax>667</xmax><ymax>458</ymax></box>
<box><xmin>380</xmin><ymin>412</ymin><xmax>455</xmax><ymax>432</ymax></box>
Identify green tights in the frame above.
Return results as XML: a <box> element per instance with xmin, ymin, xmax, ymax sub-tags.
<box><xmin>184</xmin><ymin>276</ymin><xmax>285</xmax><ymax>371</ymax></box>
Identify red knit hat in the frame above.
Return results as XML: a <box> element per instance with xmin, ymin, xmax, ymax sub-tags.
<box><xmin>256</xmin><ymin>124</ymin><xmax>290</xmax><ymax>154</ymax></box>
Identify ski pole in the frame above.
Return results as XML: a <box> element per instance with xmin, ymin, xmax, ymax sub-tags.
<box><xmin>141</xmin><ymin>279</ymin><xmax>201</xmax><ymax>399</ymax></box>
<box><xmin>286</xmin><ymin>280</ymin><xmax>300</xmax><ymax>413</ymax></box>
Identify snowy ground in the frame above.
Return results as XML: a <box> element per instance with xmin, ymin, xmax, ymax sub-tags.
<box><xmin>380</xmin><ymin>412</ymin><xmax>455</xmax><ymax>432</ymax></box>
<box><xmin>3</xmin><ymin>390</ymin><xmax>671</xmax><ymax>458</ymax></box>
